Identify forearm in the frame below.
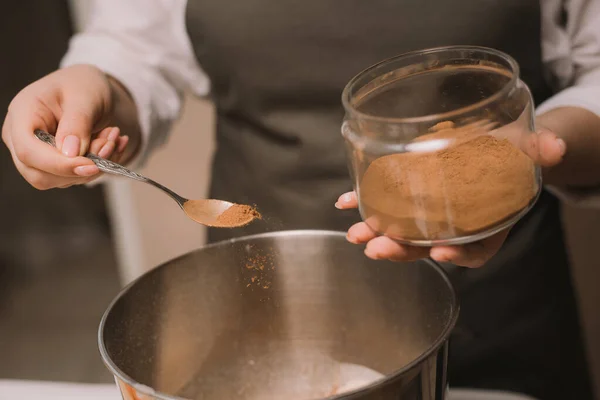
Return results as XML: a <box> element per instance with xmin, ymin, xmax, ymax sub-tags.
<box><xmin>537</xmin><ymin>107</ymin><xmax>600</xmax><ymax>188</ymax></box>
<box><xmin>106</xmin><ymin>75</ymin><xmax>142</xmax><ymax>165</ymax></box>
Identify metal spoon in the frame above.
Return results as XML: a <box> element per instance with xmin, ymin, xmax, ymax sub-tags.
<box><xmin>34</xmin><ymin>129</ymin><xmax>259</xmax><ymax>228</ymax></box>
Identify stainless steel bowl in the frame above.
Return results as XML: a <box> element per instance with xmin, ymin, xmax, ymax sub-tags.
<box><xmin>99</xmin><ymin>230</ymin><xmax>458</xmax><ymax>400</ymax></box>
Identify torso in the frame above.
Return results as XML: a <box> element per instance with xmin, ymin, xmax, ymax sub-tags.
<box><xmin>185</xmin><ymin>1</ymin><xmax>593</xmax><ymax>398</ymax></box>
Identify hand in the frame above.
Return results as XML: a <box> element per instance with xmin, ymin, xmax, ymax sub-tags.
<box><xmin>2</xmin><ymin>65</ymin><xmax>129</xmax><ymax>189</ymax></box>
<box><xmin>336</xmin><ymin>128</ymin><xmax>566</xmax><ymax>268</ymax></box>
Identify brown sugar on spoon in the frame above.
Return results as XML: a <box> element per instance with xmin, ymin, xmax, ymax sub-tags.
<box><xmin>216</xmin><ymin>204</ymin><xmax>262</xmax><ymax>227</ymax></box>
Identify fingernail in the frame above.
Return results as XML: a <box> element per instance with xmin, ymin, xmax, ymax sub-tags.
<box><xmin>62</xmin><ymin>135</ymin><xmax>80</xmax><ymax>157</ymax></box>
<box><xmin>108</xmin><ymin>128</ymin><xmax>119</xmax><ymax>142</ymax></box>
<box><xmin>334</xmin><ymin>202</ymin><xmax>342</xmax><ymax>209</ymax></box>
<box><xmin>74</xmin><ymin>165</ymin><xmax>99</xmax><ymax>177</ymax></box>
<box><xmin>556</xmin><ymin>138</ymin><xmax>566</xmax><ymax>156</ymax></box>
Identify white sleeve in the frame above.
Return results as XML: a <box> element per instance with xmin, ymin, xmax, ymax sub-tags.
<box><xmin>61</xmin><ymin>0</ymin><xmax>210</xmax><ymax>168</ymax></box>
<box><xmin>539</xmin><ymin>0</ymin><xmax>600</xmax><ymax>207</ymax></box>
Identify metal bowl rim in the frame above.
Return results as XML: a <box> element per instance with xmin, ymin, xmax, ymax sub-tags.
<box><xmin>98</xmin><ymin>229</ymin><xmax>460</xmax><ymax>400</ymax></box>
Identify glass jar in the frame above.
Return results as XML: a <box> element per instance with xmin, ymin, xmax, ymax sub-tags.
<box><xmin>341</xmin><ymin>46</ymin><xmax>541</xmax><ymax>246</ymax></box>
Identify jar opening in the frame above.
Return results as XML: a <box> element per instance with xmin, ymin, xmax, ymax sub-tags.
<box><xmin>342</xmin><ymin>46</ymin><xmax>519</xmax><ymax>124</ymax></box>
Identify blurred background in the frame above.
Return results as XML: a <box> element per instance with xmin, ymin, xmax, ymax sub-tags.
<box><xmin>0</xmin><ymin>0</ymin><xmax>598</xmax><ymax>397</ymax></box>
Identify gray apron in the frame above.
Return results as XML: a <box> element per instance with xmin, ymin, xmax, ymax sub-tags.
<box><xmin>185</xmin><ymin>1</ymin><xmax>593</xmax><ymax>398</ymax></box>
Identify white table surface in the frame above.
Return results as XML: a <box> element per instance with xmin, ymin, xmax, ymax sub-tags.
<box><xmin>0</xmin><ymin>380</ymin><xmax>537</xmax><ymax>400</ymax></box>
<box><xmin>0</xmin><ymin>380</ymin><xmax>119</xmax><ymax>400</ymax></box>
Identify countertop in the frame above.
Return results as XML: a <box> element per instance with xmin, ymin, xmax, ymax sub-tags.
<box><xmin>0</xmin><ymin>380</ymin><xmax>538</xmax><ymax>400</ymax></box>
<box><xmin>0</xmin><ymin>380</ymin><xmax>119</xmax><ymax>400</ymax></box>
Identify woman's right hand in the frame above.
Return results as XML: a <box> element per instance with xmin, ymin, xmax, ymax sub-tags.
<box><xmin>2</xmin><ymin>64</ymin><xmax>130</xmax><ymax>189</ymax></box>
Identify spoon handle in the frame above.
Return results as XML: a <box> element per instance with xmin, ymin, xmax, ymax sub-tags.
<box><xmin>86</xmin><ymin>153</ymin><xmax>147</xmax><ymax>181</ymax></box>
<box><xmin>33</xmin><ymin>129</ymin><xmax>187</xmax><ymax>205</ymax></box>
<box><xmin>34</xmin><ymin>129</ymin><xmax>147</xmax><ymax>182</ymax></box>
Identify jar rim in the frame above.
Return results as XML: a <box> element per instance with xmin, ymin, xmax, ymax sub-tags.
<box><xmin>341</xmin><ymin>45</ymin><xmax>520</xmax><ymax>124</ymax></box>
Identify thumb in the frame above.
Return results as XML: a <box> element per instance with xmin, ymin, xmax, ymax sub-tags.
<box><xmin>536</xmin><ymin>128</ymin><xmax>566</xmax><ymax>167</ymax></box>
<box><xmin>522</xmin><ymin>128</ymin><xmax>566</xmax><ymax>167</ymax></box>
<box><xmin>55</xmin><ymin>106</ymin><xmax>95</xmax><ymax>157</ymax></box>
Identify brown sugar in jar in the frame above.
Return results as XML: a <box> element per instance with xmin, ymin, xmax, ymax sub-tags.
<box><xmin>359</xmin><ymin>122</ymin><xmax>539</xmax><ymax>242</ymax></box>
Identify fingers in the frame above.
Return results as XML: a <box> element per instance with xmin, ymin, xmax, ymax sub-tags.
<box><xmin>335</xmin><ymin>191</ymin><xmax>358</xmax><ymax>209</ymax></box>
<box><xmin>346</xmin><ymin>219</ymin><xmax>510</xmax><ymax>267</ymax></box>
<box><xmin>90</xmin><ymin>137</ymin><xmax>116</xmax><ymax>159</ymax></box>
<box><xmin>347</xmin><ymin>221</ymin><xmax>377</xmax><ymax>243</ymax></box>
<box><xmin>521</xmin><ymin>128</ymin><xmax>566</xmax><ymax>167</ymax></box>
<box><xmin>54</xmin><ymin>95</ymin><xmax>100</xmax><ymax>156</ymax></box>
<box><xmin>347</xmin><ymin>222</ymin><xmax>430</xmax><ymax>261</ymax></box>
<box><xmin>487</xmin><ymin>122</ymin><xmax>566</xmax><ymax>168</ymax></box>
<box><xmin>98</xmin><ymin>139</ymin><xmax>116</xmax><ymax>159</ymax></box>
<box><xmin>429</xmin><ymin>229</ymin><xmax>509</xmax><ymax>268</ymax></box>
<box><xmin>90</xmin><ymin>137</ymin><xmax>108</xmax><ymax>155</ymax></box>
<box><xmin>4</xmin><ymin>113</ymin><xmax>99</xmax><ymax>189</ymax></box>
<box><xmin>536</xmin><ymin>128</ymin><xmax>566</xmax><ymax>166</ymax></box>
<box><xmin>16</xmin><ymin>129</ymin><xmax>96</xmax><ymax>177</ymax></box>
<box><xmin>8</xmin><ymin>100</ymin><xmax>97</xmax><ymax>177</ymax></box>
<box><xmin>89</xmin><ymin>127</ymin><xmax>129</xmax><ymax>162</ymax></box>
<box><xmin>365</xmin><ymin>236</ymin><xmax>430</xmax><ymax>261</ymax></box>
<box><xmin>7</xmin><ymin>135</ymin><xmax>92</xmax><ymax>189</ymax></box>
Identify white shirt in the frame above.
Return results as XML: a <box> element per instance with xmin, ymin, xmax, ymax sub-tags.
<box><xmin>62</xmin><ymin>0</ymin><xmax>600</xmax><ymax>205</ymax></box>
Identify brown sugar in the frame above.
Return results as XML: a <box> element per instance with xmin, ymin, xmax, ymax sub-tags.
<box><xmin>216</xmin><ymin>204</ymin><xmax>261</xmax><ymax>227</ymax></box>
<box><xmin>243</xmin><ymin>247</ymin><xmax>275</xmax><ymax>290</ymax></box>
<box><xmin>359</xmin><ymin>122</ymin><xmax>538</xmax><ymax>241</ymax></box>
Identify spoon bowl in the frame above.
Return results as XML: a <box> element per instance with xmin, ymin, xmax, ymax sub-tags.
<box><xmin>183</xmin><ymin>199</ymin><xmax>259</xmax><ymax>228</ymax></box>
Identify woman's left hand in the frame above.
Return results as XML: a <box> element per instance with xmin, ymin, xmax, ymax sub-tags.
<box><xmin>336</xmin><ymin>127</ymin><xmax>566</xmax><ymax>268</ymax></box>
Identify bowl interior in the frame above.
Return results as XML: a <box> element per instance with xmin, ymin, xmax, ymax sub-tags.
<box><xmin>100</xmin><ymin>230</ymin><xmax>457</xmax><ymax>399</ymax></box>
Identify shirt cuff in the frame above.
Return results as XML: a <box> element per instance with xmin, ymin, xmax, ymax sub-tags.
<box><xmin>537</xmin><ymin>85</ymin><xmax>600</xmax><ymax>208</ymax></box>
<box><xmin>536</xmin><ymin>84</ymin><xmax>600</xmax><ymax>118</ymax></box>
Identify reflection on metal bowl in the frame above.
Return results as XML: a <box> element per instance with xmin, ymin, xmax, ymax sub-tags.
<box><xmin>99</xmin><ymin>230</ymin><xmax>458</xmax><ymax>400</ymax></box>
